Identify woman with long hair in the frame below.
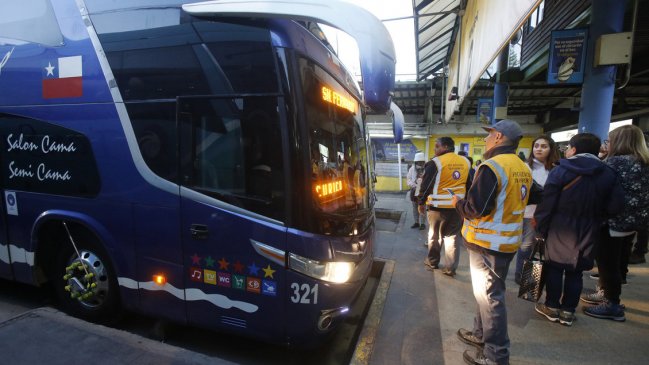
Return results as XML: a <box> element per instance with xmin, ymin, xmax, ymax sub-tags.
<box><xmin>514</xmin><ymin>135</ymin><xmax>560</xmax><ymax>284</ymax></box>
<box><xmin>534</xmin><ymin>133</ymin><xmax>624</xmax><ymax>326</ymax></box>
<box><xmin>582</xmin><ymin>125</ymin><xmax>649</xmax><ymax>321</ymax></box>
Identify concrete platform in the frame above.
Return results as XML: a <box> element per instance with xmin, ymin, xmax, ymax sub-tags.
<box><xmin>0</xmin><ymin>307</ymin><xmax>233</xmax><ymax>365</ymax></box>
<box><xmin>369</xmin><ymin>192</ymin><xmax>649</xmax><ymax>365</ymax></box>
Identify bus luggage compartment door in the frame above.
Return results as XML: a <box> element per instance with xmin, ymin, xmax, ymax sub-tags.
<box><xmin>180</xmin><ymin>194</ymin><xmax>288</xmax><ymax>343</ymax></box>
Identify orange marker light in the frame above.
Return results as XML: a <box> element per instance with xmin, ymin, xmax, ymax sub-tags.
<box><xmin>153</xmin><ymin>274</ymin><xmax>166</xmax><ymax>285</ymax></box>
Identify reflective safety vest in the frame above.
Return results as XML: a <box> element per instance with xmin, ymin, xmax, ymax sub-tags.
<box><xmin>426</xmin><ymin>153</ymin><xmax>471</xmax><ymax>208</ymax></box>
<box><xmin>462</xmin><ymin>154</ymin><xmax>532</xmax><ymax>253</ymax></box>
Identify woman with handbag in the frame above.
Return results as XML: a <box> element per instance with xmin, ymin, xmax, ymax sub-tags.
<box><xmin>533</xmin><ymin>133</ymin><xmax>625</xmax><ymax>326</ymax></box>
<box><xmin>514</xmin><ymin>135</ymin><xmax>560</xmax><ymax>285</ymax></box>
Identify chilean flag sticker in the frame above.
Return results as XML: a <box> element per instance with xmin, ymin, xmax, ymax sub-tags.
<box><xmin>43</xmin><ymin>56</ymin><xmax>83</xmax><ymax>99</ymax></box>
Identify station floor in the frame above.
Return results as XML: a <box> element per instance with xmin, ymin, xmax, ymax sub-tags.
<box><xmin>368</xmin><ymin>192</ymin><xmax>649</xmax><ymax>365</ymax></box>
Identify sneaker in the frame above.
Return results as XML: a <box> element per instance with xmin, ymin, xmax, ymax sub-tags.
<box><xmin>535</xmin><ymin>303</ymin><xmax>560</xmax><ymax>323</ymax></box>
<box><xmin>583</xmin><ymin>302</ymin><xmax>625</xmax><ymax>322</ymax></box>
<box><xmin>424</xmin><ymin>258</ymin><xmax>438</xmax><ymax>270</ymax></box>
<box><xmin>559</xmin><ymin>310</ymin><xmax>576</xmax><ymax>326</ymax></box>
<box><xmin>629</xmin><ymin>254</ymin><xmax>646</xmax><ymax>264</ymax></box>
<box><xmin>589</xmin><ymin>273</ymin><xmax>599</xmax><ymax>280</ymax></box>
<box><xmin>419</xmin><ymin>224</ymin><xmax>426</xmax><ymax>230</ymax></box>
<box><xmin>457</xmin><ymin>328</ymin><xmax>484</xmax><ymax>349</ymax></box>
<box><xmin>410</xmin><ymin>223</ymin><xmax>420</xmax><ymax>229</ymax></box>
<box><xmin>462</xmin><ymin>349</ymin><xmax>497</xmax><ymax>365</ymax></box>
<box><xmin>580</xmin><ymin>289</ymin><xmax>605</xmax><ymax>305</ymax></box>
<box><xmin>442</xmin><ymin>268</ymin><xmax>456</xmax><ymax>277</ymax></box>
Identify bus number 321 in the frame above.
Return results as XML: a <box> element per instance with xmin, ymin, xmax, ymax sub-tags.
<box><xmin>290</xmin><ymin>283</ymin><xmax>318</xmax><ymax>304</ymax></box>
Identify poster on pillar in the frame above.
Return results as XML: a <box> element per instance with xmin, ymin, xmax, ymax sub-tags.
<box><xmin>547</xmin><ymin>28</ymin><xmax>588</xmax><ymax>85</ymax></box>
<box><xmin>477</xmin><ymin>98</ymin><xmax>493</xmax><ymax>124</ymax></box>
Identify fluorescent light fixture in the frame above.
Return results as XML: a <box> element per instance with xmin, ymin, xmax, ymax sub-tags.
<box><xmin>551</xmin><ymin>119</ymin><xmax>632</xmax><ymax>142</ymax></box>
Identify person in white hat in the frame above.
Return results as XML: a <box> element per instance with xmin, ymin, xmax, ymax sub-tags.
<box><xmin>407</xmin><ymin>152</ymin><xmax>427</xmax><ymax>230</ymax></box>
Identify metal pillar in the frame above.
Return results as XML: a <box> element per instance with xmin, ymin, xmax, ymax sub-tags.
<box><xmin>577</xmin><ymin>0</ymin><xmax>627</xmax><ymax>141</ymax></box>
<box><xmin>397</xmin><ymin>143</ymin><xmax>402</xmax><ymax>191</ymax></box>
<box><xmin>492</xmin><ymin>46</ymin><xmax>509</xmax><ymax>124</ymax></box>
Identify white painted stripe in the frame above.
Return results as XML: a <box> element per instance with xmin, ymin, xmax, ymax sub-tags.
<box><xmin>58</xmin><ymin>56</ymin><xmax>82</xmax><ymax>78</ymax></box>
<box><xmin>118</xmin><ymin>277</ymin><xmax>258</xmax><ymax>313</ymax></box>
<box><xmin>0</xmin><ymin>243</ymin><xmax>35</xmax><ymax>266</ymax></box>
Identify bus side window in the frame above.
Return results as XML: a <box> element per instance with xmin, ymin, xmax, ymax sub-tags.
<box><xmin>179</xmin><ymin>97</ymin><xmax>285</xmax><ymax>222</ymax></box>
<box><xmin>127</xmin><ymin>103</ymin><xmax>178</xmax><ymax>183</ymax></box>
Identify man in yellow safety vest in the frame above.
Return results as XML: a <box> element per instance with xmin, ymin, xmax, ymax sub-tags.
<box><xmin>451</xmin><ymin>120</ymin><xmax>533</xmax><ymax>365</ymax></box>
<box><xmin>417</xmin><ymin>137</ymin><xmax>472</xmax><ymax>276</ymax></box>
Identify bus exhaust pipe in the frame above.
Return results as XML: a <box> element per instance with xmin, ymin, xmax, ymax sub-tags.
<box><xmin>317</xmin><ymin>307</ymin><xmax>349</xmax><ymax>331</ymax></box>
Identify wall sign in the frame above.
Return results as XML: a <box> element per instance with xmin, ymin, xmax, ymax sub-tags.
<box><xmin>371</xmin><ymin>138</ymin><xmax>418</xmax><ymax>162</ymax></box>
<box><xmin>547</xmin><ymin>28</ymin><xmax>588</xmax><ymax>85</ymax></box>
<box><xmin>477</xmin><ymin>98</ymin><xmax>493</xmax><ymax>124</ymax></box>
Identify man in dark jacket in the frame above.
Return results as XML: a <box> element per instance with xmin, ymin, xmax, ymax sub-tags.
<box><xmin>533</xmin><ymin>133</ymin><xmax>625</xmax><ymax>326</ymax></box>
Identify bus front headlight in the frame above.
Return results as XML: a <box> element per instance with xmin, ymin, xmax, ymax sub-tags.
<box><xmin>288</xmin><ymin>253</ymin><xmax>355</xmax><ymax>283</ymax></box>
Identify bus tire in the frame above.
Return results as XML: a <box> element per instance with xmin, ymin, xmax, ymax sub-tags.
<box><xmin>54</xmin><ymin>236</ymin><xmax>121</xmax><ymax>324</ymax></box>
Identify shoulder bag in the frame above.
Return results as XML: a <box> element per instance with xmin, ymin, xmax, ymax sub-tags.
<box><xmin>518</xmin><ymin>236</ymin><xmax>546</xmax><ymax>302</ymax></box>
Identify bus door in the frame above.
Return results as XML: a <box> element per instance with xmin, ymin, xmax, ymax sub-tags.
<box><xmin>178</xmin><ymin>96</ymin><xmax>288</xmax><ymax>339</ymax></box>
<box><xmin>0</xmin><ymin>191</ymin><xmax>13</xmax><ymax>279</ymax></box>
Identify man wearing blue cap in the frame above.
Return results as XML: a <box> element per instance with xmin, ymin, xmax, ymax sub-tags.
<box><xmin>451</xmin><ymin>120</ymin><xmax>533</xmax><ymax>365</ymax></box>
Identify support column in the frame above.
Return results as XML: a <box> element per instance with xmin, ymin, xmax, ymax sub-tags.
<box><xmin>492</xmin><ymin>46</ymin><xmax>509</xmax><ymax>124</ymax></box>
<box><xmin>578</xmin><ymin>0</ymin><xmax>627</xmax><ymax>140</ymax></box>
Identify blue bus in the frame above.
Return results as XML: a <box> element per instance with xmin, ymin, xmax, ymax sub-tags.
<box><xmin>0</xmin><ymin>0</ymin><xmax>400</xmax><ymax>346</ymax></box>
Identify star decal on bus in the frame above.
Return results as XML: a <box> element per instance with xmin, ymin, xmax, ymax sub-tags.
<box><xmin>218</xmin><ymin>257</ymin><xmax>230</xmax><ymax>270</ymax></box>
<box><xmin>232</xmin><ymin>260</ymin><xmax>245</xmax><ymax>273</ymax></box>
<box><xmin>262</xmin><ymin>264</ymin><xmax>276</xmax><ymax>279</ymax></box>
<box><xmin>204</xmin><ymin>256</ymin><xmax>215</xmax><ymax>267</ymax></box>
<box><xmin>248</xmin><ymin>262</ymin><xmax>260</xmax><ymax>276</ymax></box>
<box><xmin>190</xmin><ymin>253</ymin><xmax>201</xmax><ymax>265</ymax></box>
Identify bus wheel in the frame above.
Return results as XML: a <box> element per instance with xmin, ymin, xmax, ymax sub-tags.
<box><xmin>55</xmin><ymin>239</ymin><xmax>120</xmax><ymax>323</ymax></box>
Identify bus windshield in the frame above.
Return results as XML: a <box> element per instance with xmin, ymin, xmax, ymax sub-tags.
<box><xmin>300</xmin><ymin>58</ymin><xmax>370</xmax><ymax>234</ymax></box>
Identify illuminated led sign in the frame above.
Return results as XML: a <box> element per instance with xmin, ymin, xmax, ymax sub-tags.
<box><xmin>315</xmin><ymin>180</ymin><xmax>344</xmax><ymax>201</ymax></box>
<box><xmin>322</xmin><ymin>86</ymin><xmax>355</xmax><ymax>113</ymax></box>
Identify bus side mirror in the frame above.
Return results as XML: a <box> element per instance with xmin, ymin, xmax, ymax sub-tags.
<box><xmin>389</xmin><ymin>102</ymin><xmax>404</xmax><ymax>143</ymax></box>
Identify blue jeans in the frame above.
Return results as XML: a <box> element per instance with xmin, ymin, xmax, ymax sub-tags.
<box><xmin>468</xmin><ymin>248</ymin><xmax>514</xmax><ymax>365</ymax></box>
<box><xmin>515</xmin><ymin>218</ymin><xmax>536</xmax><ymax>280</ymax></box>
<box><xmin>543</xmin><ymin>263</ymin><xmax>583</xmax><ymax>312</ymax></box>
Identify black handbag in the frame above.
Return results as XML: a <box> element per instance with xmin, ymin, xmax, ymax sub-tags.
<box><xmin>518</xmin><ymin>237</ymin><xmax>545</xmax><ymax>302</ymax></box>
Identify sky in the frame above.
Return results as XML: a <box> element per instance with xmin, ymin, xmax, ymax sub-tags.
<box><xmin>321</xmin><ymin>0</ymin><xmax>417</xmax><ymax>81</ymax></box>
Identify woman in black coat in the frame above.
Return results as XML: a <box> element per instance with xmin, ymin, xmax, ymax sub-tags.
<box><xmin>532</xmin><ymin>133</ymin><xmax>625</xmax><ymax>326</ymax></box>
